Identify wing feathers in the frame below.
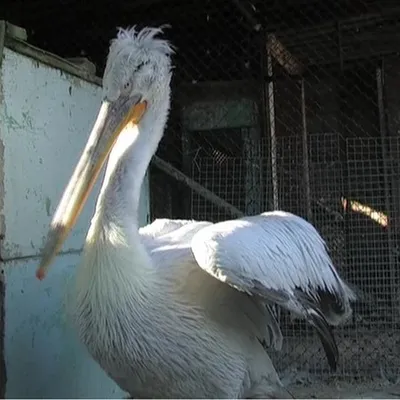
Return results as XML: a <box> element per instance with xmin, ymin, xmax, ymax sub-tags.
<box><xmin>192</xmin><ymin>211</ymin><xmax>356</xmax><ymax>370</ymax></box>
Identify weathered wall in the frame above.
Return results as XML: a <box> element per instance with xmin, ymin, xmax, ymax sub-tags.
<box><xmin>0</xmin><ymin>46</ymin><xmax>149</xmax><ymax>398</ymax></box>
<box><xmin>0</xmin><ymin>269</ymin><xmax>5</xmax><ymax>398</ymax></box>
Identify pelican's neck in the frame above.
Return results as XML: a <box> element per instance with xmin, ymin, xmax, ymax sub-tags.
<box><xmin>89</xmin><ymin>91</ymin><xmax>170</xmax><ymax>244</ymax></box>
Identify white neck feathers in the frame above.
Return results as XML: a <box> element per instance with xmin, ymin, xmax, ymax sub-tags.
<box><xmin>76</xmin><ymin>87</ymin><xmax>170</xmax><ymax>297</ymax></box>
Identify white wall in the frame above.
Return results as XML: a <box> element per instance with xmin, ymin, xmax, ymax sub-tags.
<box><xmin>0</xmin><ymin>47</ymin><xmax>150</xmax><ymax>398</ymax></box>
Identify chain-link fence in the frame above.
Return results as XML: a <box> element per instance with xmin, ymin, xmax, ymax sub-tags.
<box><xmin>3</xmin><ymin>0</ymin><xmax>400</xmax><ymax>390</ymax></box>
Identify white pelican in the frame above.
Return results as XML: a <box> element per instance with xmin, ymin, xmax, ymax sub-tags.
<box><xmin>36</xmin><ymin>26</ymin><xmax>356</xmax><ymax>399</ymax></box>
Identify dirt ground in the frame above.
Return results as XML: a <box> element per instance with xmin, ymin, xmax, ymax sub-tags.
<box><xmin>272</xmin><ymin>330</ymin><xmax>400</xmax><ymax>398</ymax></box>
<box><xmin>287</xmin><ymin>379</ymin><xmax>400</xmax><ymax>398</ymax></box>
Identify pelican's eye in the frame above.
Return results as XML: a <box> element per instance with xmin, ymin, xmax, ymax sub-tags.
<box><xmin>136</xmin><ymin>61</ymin><xmax>146</xmax><ymax>71</ymax></box>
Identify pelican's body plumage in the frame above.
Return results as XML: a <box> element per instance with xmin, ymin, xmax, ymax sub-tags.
<box><xmin>38</xmin><ymin>27</ymin><xmax>356</xmax><ymax>399</ymax></box>
<box><xmin>74</xmin><ymin>218</ymin><xmax>283</xmax><ymax>398</ymax></box>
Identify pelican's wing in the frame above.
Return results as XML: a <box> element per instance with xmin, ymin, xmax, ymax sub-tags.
<box><xmin>139</xmin><ymin>218</ymin><xmax>199</xmax><ymax>238</ymax></box>
<box><xmin>191</xmin><ymin>211</ymin><xmax>356</xmax><ymax>370</ymax></box>
<box><xmin>145</xmin><ymin>219</ymin><xmax>284</xmax><ymax>352</ymax></box>
<box><xmin>141</xmin><ymin>219</ymin><xmax>214</xmax><ymax>254</ymax></box>
<box><xmin>139</xmin><ymin>218</ymin><xmax>207</xmax><ymax>251</ymax></box>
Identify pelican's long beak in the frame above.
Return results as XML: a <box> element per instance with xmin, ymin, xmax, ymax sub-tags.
<box><xmin>36</xmin><ymin>94</ymin><xmax>147</xmax><ymax>280</ymax></box>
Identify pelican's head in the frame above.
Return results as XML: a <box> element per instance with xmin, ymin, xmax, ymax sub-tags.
<box><xmin>36</xmin><ymin>26</ymin><xmax>174</xmax><ymax>280</ymax></box>
<box><xmin>103</xmin><ymin>26</ymin><xmax>174</xmax><ymax>110</ymax></box>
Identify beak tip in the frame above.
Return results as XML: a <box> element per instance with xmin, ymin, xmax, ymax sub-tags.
<box><xmin>36</xmin><ymin>223</ymin><xmax>66</xmax><ymax>280</ymax></box>
<box><xmin>36</xmin><ymin>267</ymin><xmax>46</xmax><ymax>281</ymax></box>
<box><xmin>36</xmin><ymin>256</ymin><xmax>50</xmax><ymax>280</ymax></box>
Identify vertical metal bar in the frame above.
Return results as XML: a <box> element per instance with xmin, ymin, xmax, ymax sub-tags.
<box><xmin>376</xmin><ymin>60</ymin><xmax>396</xmax><ymax>320</ymax></box>
<box><xmin>336</xmin><ymin>21</ymin><xmax>352</xmax><ymax>314</ymax></box>
<box><xmin>181</xmin><ymin>127</ymin><xmax>192</xmax><ymax>219</ymax></box>
<box><xmin>243</xmin><ymin>126</ymin><xmax>261</xmax><ymax>215</ymax></box>
<box><xmin>300</xmin><ymin>79</ymin><xmax>312</xmax><ymax>222</ymax></box>
<box><xmin>259</xmin><ymin>28</ymin><xmax>268</xmax><ymax>211</ymax></box>
<box><xmin>266</xmin><ymin>33</ymin><xmax>279</xmax><ymax>210</ymax></box>
<box><xmin>336</xmin><ymin>20</ymin><xmax>346</xmax><ymax>211</ymax></box>
<box><xmin>264</xmin><ymin>32</ymin><xmax>280</xmax><ymax>322</ymax></box>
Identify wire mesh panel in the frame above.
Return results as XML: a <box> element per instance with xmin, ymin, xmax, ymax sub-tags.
<box><xmin>191</xmin><ymin>134</ymin><xmax>400</xmax><ymax>380</ymax></box>
<box><xmin>343</xmin><ymin>137</ymin><xmax>400</xmax><ymax>379</ymax></box>
<box><xmin>346</xmin><ymin>137</ymin><xmax>392</xmax><ymax>322</ymax></box>
<box><xmin>270</xmin><ymin>132</ymin><xmax>350</xmax><ymax>378</ymax></box>
<box><xmin>191</xmin><ymin>157</ymin><xmax>246</xmax><ymax>222</ymax></box>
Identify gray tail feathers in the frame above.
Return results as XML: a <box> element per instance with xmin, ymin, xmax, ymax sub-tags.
<box><xmin>315</xmin><ymin>286</ymin><xmax>354</xmax><ymax>326</ymax></box>
<box><xmin>262</xmin><ymin>285</ymin><xmax>347</xmax><ymax>371</ymax></box>
<box><xmin>292</xmin><ymin>285</ymin><xmax>352</xmax><ymax>371</ymax></box>
<box><xmin>307</xmin><ymin>308</ymin><xmax>338</xmax><ymax>371</ymax></box>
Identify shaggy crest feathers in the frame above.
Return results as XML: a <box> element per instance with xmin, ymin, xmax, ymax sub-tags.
<box><xmin>110</xmin><ymin>25</ymin><xmax>175</xmax><ymax>59</ymax></box>
<box><xmin>102</xmin><ymin>25</ymin><xmax>175</xmax><ymax>96</ymax></box>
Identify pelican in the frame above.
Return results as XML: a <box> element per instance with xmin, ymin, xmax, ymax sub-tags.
<box><xmin>36</xmin><ymin>26</ymin><xmax>356</xmax><ymax>399</ymax></box>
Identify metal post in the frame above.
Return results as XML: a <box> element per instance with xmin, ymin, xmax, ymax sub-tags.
<box><xmin>180</xmin><ymin>127</ymin><xmax>192</xmax><ymax>218</ymax></box>
<box><xmin>259</xmin><ymin>28</ymin><xmax>268</xmax><ymax>212</ymax></box>
<box><xmin>300</xmin><ymin>79</ymin><xmax>312</xmax><ymax>222</ymax></box>
<box><xmin>266</xmin><ymin>34</ymin><xmax>279</xmax><ymax>211</ymax></box>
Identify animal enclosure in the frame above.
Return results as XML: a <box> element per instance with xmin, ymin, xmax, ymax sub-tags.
<box><xmin>2</xmin><ymin>0</ymin><xmax>400</xmax><ymax>397</ymax></box>
<box><xmin>147</xmin><ymin>0</ymin><xmax>400</xmax><ymax>387</ymax></box>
